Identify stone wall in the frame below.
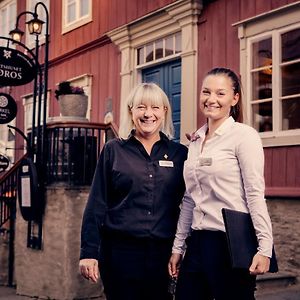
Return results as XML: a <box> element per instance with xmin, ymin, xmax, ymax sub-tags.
<box><xmin>267</xmin><ymin>198</ymin><xmax>300</xmax><ymax>281</ymax></box>
<box><xmin>14</xmin><ymin>184</ymin><xmax>105</xmax><ymax>299</ymax></box>
<box><xmin>9</xmin><ymin>188</ymin><xmax>300</xmax><ymax>298</ymax></box>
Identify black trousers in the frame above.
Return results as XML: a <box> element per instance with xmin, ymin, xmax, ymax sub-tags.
<box><xmin>176</xmin><ymin>230</ymin><xmax>256</xmax><ymax>300</ymax></box>
<box><xmin>100</xmin><ymin>233</ymin><xmax>173</xmax><ymax>300</ymax></box>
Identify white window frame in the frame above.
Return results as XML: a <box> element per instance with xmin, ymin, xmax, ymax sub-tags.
<box><xmin>62</xmin><ymin>0</ymin><xmax>92</xmax><ymax>34</ymax></box>
<box><xmin>23</xmin><ymin>91</ymin><xmax>50</xmax><ymax>137</ymax></box>
<box><xmin>235</xmin><ymin>2</ymin><xmax>300</xmax><ymax>147</ymax></box>
<box><xmin>0</xmin><ymin>119</ymin><xmax>16</xmax><ymax>165</ymax></box>
<box><xmin>0</xmin><ymin>0</ymin><xmax>16</xmax><ymax>47</ymax></box>
<box><xmin>136</xmin><ymin>32</ymin><xmax>182</xmax><ymax>68</ymax></box>
<box><xmin>26</xmin><ymin>0</ymin><xmax>50</xmax><ymax>49</ymax></box>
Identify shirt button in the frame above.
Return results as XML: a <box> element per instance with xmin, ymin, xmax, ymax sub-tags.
<box><xmin>149</xmin><ymin>174</ymin><xmax>153</xmax><ymax>178</ymax></box>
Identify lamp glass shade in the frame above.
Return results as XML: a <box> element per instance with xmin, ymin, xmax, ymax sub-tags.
<box><xmin>9</xmin><ymin>28</ymin><xmax>24</xmax><ymax>42</ymax></box>
<box><xmin>27</xmin><ymin>17</ymin><xmax>44</xmax><ymax>35</ymax></box>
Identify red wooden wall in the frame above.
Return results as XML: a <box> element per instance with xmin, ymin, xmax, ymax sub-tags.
<box><xmin>5</xmin><ymin>0</ymin><xmax>300</xmax><ymax>196</ymax></box>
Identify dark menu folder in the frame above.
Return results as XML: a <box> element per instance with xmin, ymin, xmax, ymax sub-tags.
<box><xmin>221</xmin><ymin>208</ymin><xmax>278</xmax><ymax>273</ymax></box>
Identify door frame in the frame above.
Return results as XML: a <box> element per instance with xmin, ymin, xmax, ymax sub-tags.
<box><xmin>107</xmin><ymin>0</ymin><xmax>202</xmax><ymax>143</ymax></box>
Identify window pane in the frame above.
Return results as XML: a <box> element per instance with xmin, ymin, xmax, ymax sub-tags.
<box><xmin>281</xmin><ymin>62</ymin><xmax>300</xmax><ymax>96</ymax></box>
<box><xmin>137</xmin><ymin>47</ymin><xmax>144</xmax><ymax>65</ymax></box>
<box><xmin>282</xmin><ymin>98</ymin><xmax>300</xmax><ymax>130</ymax></box>
<box><xmin>9</xmin><ymin>3</ymin><xmax>16</xmax><ymax>33</ymax></box>
<box><xmin>155</xmin><ymin>39</ymin><xmax>163</xmax><ymax>60</ymax></box>
<box><xmin>252</xmin><ymin>71</ymin><xmax>272</xmax><ymax>100</ymax></box>
<box><xmin>252</xmin><ymin>38</ymin><xmax>272</xmax><ymax>69</ymax></box>
<box><xmin>80</xmin><ymin>0</ymin><xmax>89</xmax><ymax>17</ymax></box>
<box><xmin>252</xmin><ymin>102</ymin><xmax>273</xmax><ymax>132</ymax></box>
<box><xmin>165</xmin><ymin>35</ymin><xmax>173</xmax><ymax>57</ymax></box>
<box><xmin>68</xmin><ymin>3</ymin><xmax>76</xmax><ymax>23</ymax></box>
<box><xmin>175</xmin><ymin>32</ymin><xmax>181</xmax><ymax>53</ymax></box>
<box><xmin>282</xmin><ymin>28</ymin><xmax>300</xmax><ymax>62</ymax></box>
<box><xmin>0</xmin><ymin>8</ymin><xmax>6</xmax><ymax>36</ymax></box>
<box><xmin>145</xmin><ymin>43</ymin><xmax>153</xmax><ymax>62</ymax></box>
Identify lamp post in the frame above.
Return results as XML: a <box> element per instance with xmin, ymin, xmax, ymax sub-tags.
<box><xmin>9</xmin><ymin>2</ymin><xmax>49</xmax><ymax>250</ymax></box>
<box><xmin>9</xmin><ymin>2</ymin><xmax>49</xmax><ymax>169</ymax></box>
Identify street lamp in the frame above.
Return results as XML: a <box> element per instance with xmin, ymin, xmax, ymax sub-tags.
<box><xmin>8</xmin><ymin>27</ymin><xmax>24</xmax><ymax>43</ymax></box>
<box><xmin>9</xmin><ymin>3</ymin><xmax>49</xmax><ymax>164</ymax></box>
<box><xmin>27</xmin><ymin>16</ymin><xmax>45</xmax><ymax>35</ymax></box>
<box><xmin>9</xmin><ymin>2</ymin><xmax>49</xmax><ymax>250</ymax></box>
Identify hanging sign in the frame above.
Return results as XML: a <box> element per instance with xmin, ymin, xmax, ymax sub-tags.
<box><xmin>0</xmin><ymin>46</ymin><xmax>37</xmax><ymax>86</ymax></box>
<box><xmin>0</xmin><ymin>93</ymin><xmax>17</xmax><ymax>124</ymax></box>
<box><xmin>18</xmin><ymin>157</ymin><xmax>43</xmax><ymax>221</ymax></box>
<box><xmin>0</xmin><ymin>154</ymin><xmax>9</xmax><ymax>172</ymax></box>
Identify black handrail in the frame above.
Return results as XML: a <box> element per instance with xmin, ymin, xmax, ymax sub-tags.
<box><xmin>45</xmin><ymin>121</ymin><xmax>118</xmax><ymax>185</ymax></box>
<box><xmin>0</xmin><ymin>153</ymin><xmax>26</xmax><ymax>286</ymax></box>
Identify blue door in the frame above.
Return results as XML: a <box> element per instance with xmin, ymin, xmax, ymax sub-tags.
<box><xmin>142</xmin><ymin>60</ymin><xmax>181</xmax><ymax>142</ymax></box>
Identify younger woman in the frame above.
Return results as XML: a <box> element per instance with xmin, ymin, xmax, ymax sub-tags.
<box><xmin>169</xmin><ymin>68</ymin><xmax>274</xmax><ymax>300</ymax></box>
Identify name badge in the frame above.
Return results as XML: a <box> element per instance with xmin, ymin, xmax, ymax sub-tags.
<box><xmin>159</xmin><ymin>160</ymin><xmax>174</xmax><ymax>167</ymax></box>
<box><xmin>199</xmin><ymin>157</ymin><xmax>212</xmax><ymax>166</ymax></box>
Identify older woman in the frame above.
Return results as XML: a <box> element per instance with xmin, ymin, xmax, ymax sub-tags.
<box><xmin>79</xmin><ymin>83</ymin><xmax>187</xmax><ymax>300</ymax></box>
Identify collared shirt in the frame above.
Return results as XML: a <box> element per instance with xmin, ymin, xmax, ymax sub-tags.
<box><xmin>172</xmin><ymin>117</ymin><xmax>273</xmax><ymax>257</ymax></box>
<box><xmin>80</xmin><ymin>132</ymin><xmax>188</xmax><ymax>260</ymax></box>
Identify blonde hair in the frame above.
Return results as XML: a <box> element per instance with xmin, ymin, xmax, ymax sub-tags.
<box><xmin>119</xmin><ymin>82</ymin><xmax>174</xmax><ymax>139</ymax></box>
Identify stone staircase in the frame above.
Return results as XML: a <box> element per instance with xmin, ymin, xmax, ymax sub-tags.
<box><xmin>256</xmin><ymin>272</ymin><xmax>297</xmax><ymax>295</ymax></box>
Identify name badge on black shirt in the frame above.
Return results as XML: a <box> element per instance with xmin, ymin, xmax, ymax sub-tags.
<box><xmin>159</xmin><ymin>160</ymin><xmax>174</xmax><ymax>167</ymax></box>
<box><xmin>199</xmin><ymin>157</ymin><xmax>212</xmax><ymax>166</ymax></box>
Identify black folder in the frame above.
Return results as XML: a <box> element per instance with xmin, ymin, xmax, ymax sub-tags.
<box><xmin>221</xmin><ymin>208</ymin><xmax>278</xmax><ymax>273</ymax></box>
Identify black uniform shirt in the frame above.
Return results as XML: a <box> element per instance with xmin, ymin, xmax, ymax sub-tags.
<box><xmin>80</xmin><ymin>132</ymin><xmax>188</xmax><ymax>260</ymax></box>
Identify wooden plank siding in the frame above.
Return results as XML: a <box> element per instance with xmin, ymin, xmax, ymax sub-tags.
<box><xmin>4</xmin><ymin>0</ymin><xmax>300</xmax><ymax>197</ymax></box>
<box><xmin>198</xmin><ymin>0</ymin><xmax>300</xmax><ymax>197</ymax></box>
<box><xmin>265</xmin><ymin>146</ymin><xmax>300</xmax><ymax>197</ymax></box>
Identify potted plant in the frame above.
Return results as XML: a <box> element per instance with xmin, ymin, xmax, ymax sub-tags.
<box><xmin>55</xmin><ymin>81</ymin><xmax>88</xmax><ymax>118</ymax></box>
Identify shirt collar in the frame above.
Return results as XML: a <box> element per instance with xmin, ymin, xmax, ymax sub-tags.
<box><xmin>214</xmin><ymin>116</ymin><xmax>235</xmax><ymax>136</ymax></box>
<box><xmin>195</xmin><ymin>116</ymin><xmax>235</xmax><ymax>140</ymax></box>
<box><xmin>121</xmin><ymin>130</ymin><xmax>169</xmax><ymax>145</ymax></box>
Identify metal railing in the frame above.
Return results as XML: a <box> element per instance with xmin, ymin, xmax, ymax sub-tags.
<box><xmin>0</xmin><ymin>154</ymin><xmax>26</xmax><ymax>286</ymax></box>
<box><xmin>45</xmin><ymin>121</ymin><xmax>118</xmax><ymax>185</ymax></box>
<box><xmin>0</xmin><ymin>121</ymin><xmax>117</xmax><ymax>285</ymax></box>
<box><xmin>0</xmin><ymin>156</ymin><xmax>24</xmax><ymax>228</ymax></box>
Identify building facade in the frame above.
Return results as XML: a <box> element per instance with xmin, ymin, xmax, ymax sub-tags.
<box><xmin>0</xmin><ymin>1</ymin><xmax>300</xmax><ymax>292</ymax></box>
<box><xmin>0</xmin><ymin>0</ymin><xmax>299</xmax><ymax>196</ymax></box>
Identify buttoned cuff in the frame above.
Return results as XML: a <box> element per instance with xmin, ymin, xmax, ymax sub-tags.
<box><xmin>257</xmin><ymin>239</ymin><xmax>273</xmax><ymax>258</ymax></box>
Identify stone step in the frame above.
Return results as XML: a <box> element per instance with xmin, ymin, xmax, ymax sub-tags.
<box><xmin>256</xmin><ymin>272</ymin><xmax>297</xmax><ymax>294</ymax></box>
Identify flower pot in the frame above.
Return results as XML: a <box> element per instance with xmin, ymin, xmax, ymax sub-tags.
<box><xmin>58</xmin><ymin>94</ymin><xmax>88</xmax><ymax>118</ymax></box>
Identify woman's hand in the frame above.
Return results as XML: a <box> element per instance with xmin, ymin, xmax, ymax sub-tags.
<box><xmin>168</xmin><ymin>253</ymin><xmax>182</xmax><ymax>277</ymax></box>
<box><xmin>249</xmin><ymin>252</ymin><xmax>270</xmax><ymax>275</ymax></box>
<box><xmin>79</xmin><ymin>258</ymin><xmax>99</xmax><ymax>283</ymax></box>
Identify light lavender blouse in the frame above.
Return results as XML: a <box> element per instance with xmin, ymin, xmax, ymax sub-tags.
<box><xmin>172</xmin><ymin>117</ymin><xmax>273</xmax><ymax>258</ymax></box>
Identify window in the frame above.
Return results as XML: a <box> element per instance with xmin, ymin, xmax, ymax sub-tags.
<box><xmin>62</xmin><ymin>0</ymin><xmax>92</xmax><ymax>34</ymax></box>
<box><xmin>0</xmin><ymin>120</ymin><xmax>15</xmax><ymax>164</ymax></box>
<box><xmin>249</xmin><ymin>26</ymin><xmax>300</xmax><ymax>136</ymax></box>
<box><xmin>26</xmin><ymin>0</ymin><xmax>50</xmax><ymax>48</ymax></box>
<box><xmin>137</xmin><ymin>32</ymin><xmax>182</xmax><ymax>67</ymax></box>
<box><xmin>0</xmin><ymin>0</ymin><xmax>16</xmax><ymax>46</ymax></box>
<box><xmin>236</xmin><ymin>2</ymin><xmax>300</xmax><ymax>146</ymax></box>
<box><xmin>23</xmin><ymin>92</ymin><xmax>49</xmax><ymax>136</ymax></box>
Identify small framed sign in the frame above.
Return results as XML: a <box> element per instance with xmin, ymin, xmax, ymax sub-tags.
<box><xmin>0</xmin><ymin>93</ymin><xmax>17</xmax><ymax>124</ymax></box>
